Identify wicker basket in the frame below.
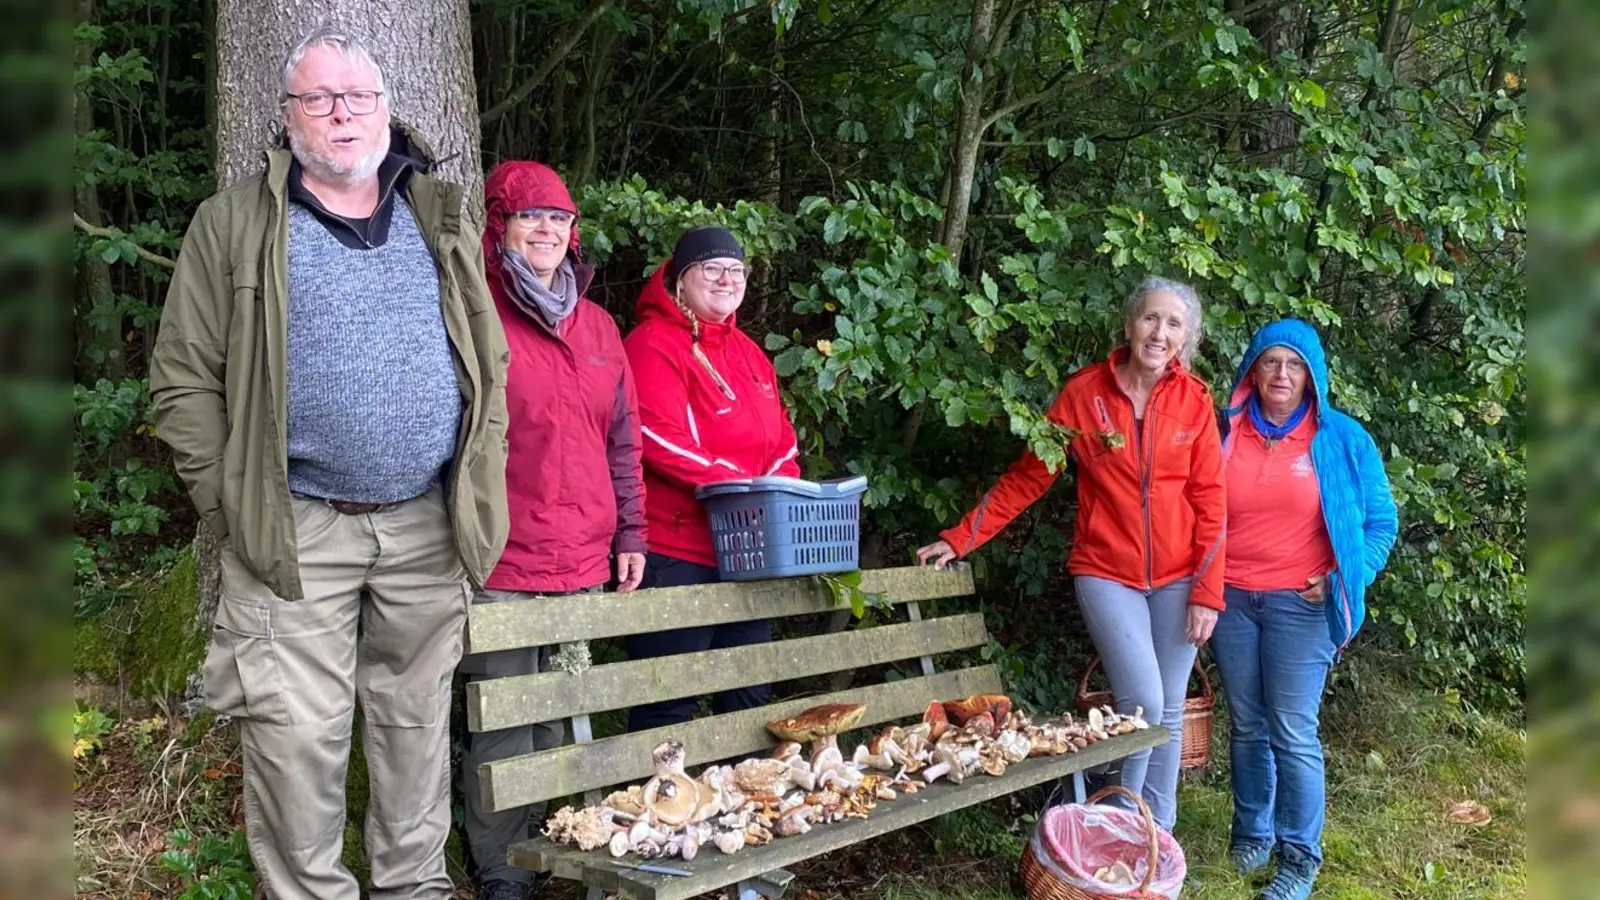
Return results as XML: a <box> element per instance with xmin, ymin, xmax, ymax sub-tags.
<box><xmin>1019</xmin><ymin>785</ymin><xmax>1165</xmax><ymax>900</ymax></box>
<box><xmin>1075</xmin><ymin>657</ymin><xmax>1216</xmax><ymax>770</ymax></box>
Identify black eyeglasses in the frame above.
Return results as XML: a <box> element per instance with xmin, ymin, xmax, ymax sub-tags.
<box><xmin>284</xmin><ymin>90</ymin><xmax>384</xmax><ymax>117</ymax></box>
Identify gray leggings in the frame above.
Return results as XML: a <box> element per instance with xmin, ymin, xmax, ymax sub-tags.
<box><xmin>1075</xmin><ymin>576</ymin><xmax>1197</xmax><ymax>830</ymax></box>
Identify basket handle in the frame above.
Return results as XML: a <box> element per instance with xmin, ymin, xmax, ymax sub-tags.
<box><xmin>1081</xmin><ymin>654</ymin><xmax>1216</xmax><ymax>704</ymax></box>
<box><xmin>1084</xmin><ymin>784</ymin><xmax>1160</xmax><ymax>895</ymax></box>
<box><xmin>1192</xmin><ymin>657</ymin><xmax>1214</xmax><ymax>701</ymax></box>
<box><xmin>1075</xmin><ymin>655</ymin><xmax>1102</xmax><ymax>706</ymax></box>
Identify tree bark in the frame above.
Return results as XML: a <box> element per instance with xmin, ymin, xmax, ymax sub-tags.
<box><xmin>73</xmin><ymin>0</ymin><xmax>125</xmax><ymax>385</ymax></box>
<box><xmin>939</xmin><ymin>0</ymin><xmax>999</xmax><ymax>260</ymax></box>
<box><xmin>194</xmin><ymin>0</ymin><xmax>486</xmax><ymax>659</ymax></box>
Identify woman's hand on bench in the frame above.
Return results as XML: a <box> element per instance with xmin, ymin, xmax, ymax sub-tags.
<box><xmin>916</xmin><ymin>540</ymin><xmax>957</xmax><ymax>570</ymax></box>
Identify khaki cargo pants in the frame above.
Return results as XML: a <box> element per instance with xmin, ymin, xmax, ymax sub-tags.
<box><xmin>203</xmin><ymin>490</ymin><xmax>468</xmax><ymax>900</ymax></box>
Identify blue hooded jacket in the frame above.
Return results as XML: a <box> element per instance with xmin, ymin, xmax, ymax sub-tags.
<box><xmin>1222</xmin><ymin>319</ymin><xmax>1399</xmax><ymax>651</ymax></box>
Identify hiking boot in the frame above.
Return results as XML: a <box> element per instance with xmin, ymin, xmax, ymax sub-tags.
<box><xmin>476</xmin><ymin>880</ymin><xmax>529</xmax><ymax>900</ymax></box>
<box><xmin>1228</xmin><ymin>840</ymin><xmax>1273</xmax><ymax>876</ymax></box>
<box><xmin>1258</xmin><ymin>844</ymin><xmax>1318</xmax><ymax>900</ymax></box>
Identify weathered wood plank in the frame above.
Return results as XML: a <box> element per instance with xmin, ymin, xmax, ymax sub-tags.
<box><xmin>508</xmin><ymin>727</ymin><xmax>1170</xmax><ymax>900</ymax></box>
<box><xmin>480</xmin><ymin>667</ymin><xmax>1004</xmax><ymax>811</ymax></box>
<box><xmin>466</xmin><ymin>564</ymin><xmax>975</xmax><ymax>653</ymax></box>
<box><xmin>468</xmin><ymin>613</ymin><xmax>989</xmax><ymax>732</ymax></box>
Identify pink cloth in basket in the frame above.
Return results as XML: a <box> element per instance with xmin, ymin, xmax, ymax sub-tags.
<box><xmin>1035</xmin><ymin>802</ymin><xmax>1187</xmax><ymax>898</ymax></box>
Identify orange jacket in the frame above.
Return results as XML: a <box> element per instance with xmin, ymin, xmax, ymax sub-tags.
<box><xmin>940</xmin><ymin>348</ymin><xmax>1226</xmax><ymax>610</ymax></box>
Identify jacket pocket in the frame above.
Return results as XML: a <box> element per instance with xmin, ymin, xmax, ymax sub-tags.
<box><xmin>203</xmin><ymin>593</ymin><xmax>289</xmax><ymax>725</ymax></box>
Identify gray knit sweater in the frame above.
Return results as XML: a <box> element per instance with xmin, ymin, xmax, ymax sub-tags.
<box><xmin>284</xmin><ymin>198</ymin><xmax>463</xmax><ymax>503</ymax></box>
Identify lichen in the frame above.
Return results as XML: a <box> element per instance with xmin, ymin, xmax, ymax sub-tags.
<box><xmin>552</xmin><ymin>641</ymin><xmax>592</xmax><ymax>674</ymax></box>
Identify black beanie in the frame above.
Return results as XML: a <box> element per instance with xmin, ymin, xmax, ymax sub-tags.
<box><xmin>669</xmin><ymin>226</ymin><xmax>744</xmax><ymax>281</ymax></box>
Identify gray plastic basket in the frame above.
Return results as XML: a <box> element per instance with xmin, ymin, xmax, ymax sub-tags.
<box><xmin>694</xmin><ymin>475</ymin><xmax>869</xmax><ymax>581</ymax></box>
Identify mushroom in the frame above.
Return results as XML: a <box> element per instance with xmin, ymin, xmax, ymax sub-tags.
<box><xmin>943</xmin><ymin>693</ymin><xmax>1012</xmax><ymax>726</ymax></box>
<box><xmin>733</xmin><ymin>757</ymin><xmax>793</xmax><ymax>797</ymax></box>
<box><xmin>852</xmin><ymin>737</ymin><xmax>904</xmax><ymax>771</ymax></box>
<box><xmin>713</xmin><ymin>829</ymin><xmax>745</xmax><ymax>855</ymax></box>
<box><xmin>996</xmin><ymin>729</ymin><xmax>1032</xmax><ymax>763</ymax></box>
<box><xmin>922</xmin><ymin>745</ymin><xmax>965</xmax><ymax>784</ymax></box>
<box><xmin>767</xmin><ymin>702</ymin><xmax>868</xmax><ymax>760</ymax></box>
<box><xmin>543</xmin><ymin>805</ymin><xmax>620</xmax><ymax>851</ymax></box>
<box><xmin>774</xmin><ymin>806</ymin><xmax>814</xmax><ymax>837</ymax></box>
<box><xmin>900</xmin><ymin>722</ymin><xmax>933</xmax><ymax>761</ymax></box>
<box><xmin>608</xmin><ymin>830</ymin><xmax>630</xmax><ymax>858</ymax></box>
<box><xmin>771</xmin><ymin>741</ymin><xmax>803</xmax><ymax>761</ymax></box>
<box><xmin>603</xmin><ymin>786</ymin><xmax>646</xmax><ymax>818</ymax></box>
<box><xmin>922</xmin><ymin>700</ymin><xmax>951</xmax><ymax>742</ymax></box>
<box><xmin>980</xmin><ymin>744</ymin><xmax>1009</xmax><ymax>777</ymax></box>
<box><xmin>681</xmin><ymin>826</ymin><xmax>704</xmax><ymax>861</ymax></box>
<box><xmin>642</xmin><ymin>741</ymin><xmax>702</xmax><ymax>828</ymax></box>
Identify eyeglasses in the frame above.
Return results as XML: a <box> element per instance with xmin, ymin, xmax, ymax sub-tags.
<box><xmin>693</xmin><ymin>262</ymin><xmax>750</xmax><ymax>283</ymax></box>
<box><xmin>508</xmin><ymin>208</ymin><xmax>577</xmax><ymax>228</ymax></box>
<box><xmin>1258</xmin><ymin>357</ymin><xmax>1306</xmax><ymax>375</ymax></box>
<box><xmin>284</xmin><ymin>90</ymin><xmax>384</xmax><ymax>117</ymax></box>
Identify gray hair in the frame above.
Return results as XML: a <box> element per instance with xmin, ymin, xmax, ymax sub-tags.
<box><xmin>278</xmin><ymin>25</ymin><xmax>387</xmax><ymax>105</ymax></box>
<box><xmin>1123</xmin><ymin>275</ymin><xmax>1204</xmax><ymax>367</ymax></box>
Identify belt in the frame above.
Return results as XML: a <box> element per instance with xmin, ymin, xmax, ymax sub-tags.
<box><xmin>292</xmin><ymin>493</ymin><xmax>406</xmax><ymax>515</ymax></box>
<box><xmin>317</xmin><ymin>499</ymin><xmax>392</xmax><ymax>515</ymax></box>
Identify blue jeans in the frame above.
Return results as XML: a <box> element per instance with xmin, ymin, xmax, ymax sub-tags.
<box><xmin>1074</xmin><ymin>576</ymin><xmax>1196</xmax><ymax>830</ymax></box>
<box><xmin>1210</xmin><ymin>585</ymin><xmax>1336</xmax><ymax>866</ymax></box>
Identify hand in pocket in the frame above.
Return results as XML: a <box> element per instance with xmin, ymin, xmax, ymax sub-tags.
<box><xmin>1298</xmin><ymin>573</ymin><xmax>1328</xmax><ymax>604</ymax></box>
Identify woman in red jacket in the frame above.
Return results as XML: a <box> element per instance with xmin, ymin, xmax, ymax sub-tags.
<box><xmin>917</xmin><ymin>276</ymin><xmax>1225</xmax><ymax>831</ymax></box>
<box><xmin>459</xmin><ymin>161</ymin><xmax>648</xmax><ymax>900</ymax></box>
<box><xmin>623</xmin><ymin>226</ymin><xmax>801</xmax><ymax>731</ymax></box>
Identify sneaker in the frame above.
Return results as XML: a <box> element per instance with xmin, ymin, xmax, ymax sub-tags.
<box><xmin>1228</xmin><ymin>840</ymin><xmax>1273</xmax><ymax>876</ymax></box>
<box><xmin>476</xmin><ymin>880</ymin><xmax>529</xmax><ymax>900</ymax></box>
<box><xmin>1258</xmin><ymin>845</ymin><xmax>1318</xmax><ymax>900</ymax></box>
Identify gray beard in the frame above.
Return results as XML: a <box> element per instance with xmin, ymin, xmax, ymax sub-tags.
<box><xmin>288</xmin><ymin>125</ymin><xmax>391</xmax><ymax>187</ymax></box>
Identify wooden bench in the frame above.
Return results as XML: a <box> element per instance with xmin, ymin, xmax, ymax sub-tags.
<box><xmin>464</xmin><ymin>564</ymin><xmax>1166</xmax><ymax>900</ymax></box>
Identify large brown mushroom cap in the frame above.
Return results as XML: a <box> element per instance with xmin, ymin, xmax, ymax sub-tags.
<box><xmin>766</xmin><ymin>703</ymin><xmax>867</xmax><ymax>742</ymax></box>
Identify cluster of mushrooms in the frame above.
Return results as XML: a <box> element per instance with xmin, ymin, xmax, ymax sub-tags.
<box><xmin>543</xmin><ymin>694</ymin><xmax>1149</xmax><ymax>861</ymax></box>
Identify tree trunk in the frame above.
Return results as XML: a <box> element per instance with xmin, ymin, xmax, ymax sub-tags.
<box><xmin>74</xmin><ymin>0</ymin><xmax>125</xmax><ymax>385</ymax></box>
<box><xmin>193</xmin><ymin>0</ymin><xmax>486</xmax><ymax>671</ymax></box>
<box><xmin>213</xmin><ymin>0</ymin><xmax>484</xmax><ymax>216</ymax></box>
<box><xmin>939</xmin><ymin>0</ymin><xmax>998</xmax><ymax>260</ymax></box>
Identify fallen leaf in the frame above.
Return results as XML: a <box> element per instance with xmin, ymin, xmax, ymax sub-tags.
<box><xmin>1445</xmin><ymin>800</ymin><xmax>1491</xmax><ymax>826</ymax></box>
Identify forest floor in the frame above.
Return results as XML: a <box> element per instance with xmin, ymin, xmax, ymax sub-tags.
<box><xmin>72</xmin><ymin>654</ymin><xmax>1522</xmax><ymax>899</ymax></box>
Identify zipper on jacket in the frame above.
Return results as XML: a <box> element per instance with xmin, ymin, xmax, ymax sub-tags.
<box><xmin>1122</xmin><ymin>376</ymin><xmax>1169</xmax><ymax>590</ymax></box>
<box><xmin>1136</xmin><ymin>413</ymin><xmax>1154</xmax><ymax>589</ymax></box>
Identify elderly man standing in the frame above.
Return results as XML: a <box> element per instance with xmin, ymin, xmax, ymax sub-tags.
<box><xmin>149</xmin><ymin>25</ymin><xmax>509</xmax><ymax>900</ymax></box>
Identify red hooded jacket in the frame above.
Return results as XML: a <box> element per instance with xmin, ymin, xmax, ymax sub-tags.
<box><xmin>481</xmin><ymin>161</ymin><xmax>647</xmax><ymax>592</ymax></box>
<box><xmin>940</xmin><ymin>347</ymin><xmax>1226</xmax><ymax>610</ymax></box>
<box><xmin>623</xmin><ymin>265</ymin><xmax>801</xmax><ymax>566</ymax></box>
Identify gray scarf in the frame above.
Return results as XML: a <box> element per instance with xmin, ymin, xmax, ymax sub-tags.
<box><xmin>501</xmin><ymin>250</ymin><xmax>579</xmax><ymax>328</ymax></box>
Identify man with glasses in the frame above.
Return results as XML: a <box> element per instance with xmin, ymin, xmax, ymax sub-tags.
<box><xmin>150</xmin><ymin>24</ymin><xmax>509</xmax><ymax>900</ymax></box>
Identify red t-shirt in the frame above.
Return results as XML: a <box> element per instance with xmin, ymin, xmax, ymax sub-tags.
<box><xmin>1224</xmin><ymin>414</ymin><xmax>1336</xmax><ymax>591</ymax></box>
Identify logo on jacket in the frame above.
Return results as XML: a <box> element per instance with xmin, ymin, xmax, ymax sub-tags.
<box><xmin>1291</xmin><ymin>454</ymin><xmax>1314</xmax><ymax>478</ymax></box>
<box><xmin>1171</xmin><ymin>427</ymin><xmax>1197</xmax><ymax>445</ymax></box>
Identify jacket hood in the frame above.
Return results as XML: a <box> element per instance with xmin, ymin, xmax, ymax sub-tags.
<box><xmin>1226</xmin><ymin>318</ymin><xmax>1331</xmax><ymax>419</ymax></box>
<box><xmin>481</xmin><ymin>161</ymin><xmax>583</xmax><ymax>286</ymax></box>
<box><xmin>635</xmin><ymin>263</ymin><xmax>738</xmax><ymax>335</ymax></box>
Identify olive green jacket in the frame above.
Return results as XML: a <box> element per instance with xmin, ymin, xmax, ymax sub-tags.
<box><xmin>150</xmin><ymin>132</ymin><xmax>510</xmax><ymax>600</ymax></box>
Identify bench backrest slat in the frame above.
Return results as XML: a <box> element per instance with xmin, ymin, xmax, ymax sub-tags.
<box><xmin>480</xmin><ymin>665</ymin><xmax>1005</xmax><ymax>811</ymax></box>
<box><xmin>465</xmin><ymin>566</ymin><xmax>975</xmax><ymax>653</ymax></box>
<box><xmin>467</xmin><ymin>612</ymin><xmax>989</xmax><ymax>731</ymax></box>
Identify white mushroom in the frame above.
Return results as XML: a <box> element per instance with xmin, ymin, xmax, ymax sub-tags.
<box><xmin>608</xmin><ymin>830</ymin><xmax>629</xmax><ymax>858</ymax></box>
<box><xmin>713</xmin><ymin>829</ymin><xmax>745</xmax><ymax>855</ymax></box>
